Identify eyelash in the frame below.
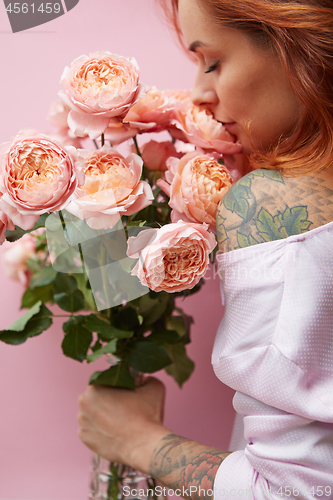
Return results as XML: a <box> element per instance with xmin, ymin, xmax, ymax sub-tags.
<box><xmin>205</xmin><ymin>61</ymin><xmax>220</xmax><ymax>74</ymax></box>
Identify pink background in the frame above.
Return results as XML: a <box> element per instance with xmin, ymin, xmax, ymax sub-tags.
<box><xmin>0</xmin><ymin>1</ymin><xmax>236</xmax><ymax>499</ymax></box>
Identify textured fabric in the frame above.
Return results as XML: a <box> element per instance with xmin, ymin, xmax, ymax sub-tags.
<box><xmin>212</xmin><ymin>221</ymin><xmax>333</xmax><ymax>500</ymax></box>
<box><xmin>229</xmin><ymin>411</ymin><xmax>248</xmax><ymax>452</ymax></box>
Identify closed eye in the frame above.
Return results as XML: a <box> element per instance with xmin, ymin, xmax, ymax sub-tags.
<box><xmin>205</xmin><ymin>61</ymin><xmax>220</xmax><ymax>74</ymax></box>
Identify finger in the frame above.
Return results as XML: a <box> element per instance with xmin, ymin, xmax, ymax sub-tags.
<box><xmin>77</xmin><ymin>426</ymin><xmax>100</xmax><ymax>453</ymax></box>
<box><xmin>77</xmin><ymin>411</ymin><xmax>93</xmax><ymax>428</ymax></box>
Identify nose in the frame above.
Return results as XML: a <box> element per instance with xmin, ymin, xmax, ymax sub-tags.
<box><xmin>191</xmin><ymin>72</ymin><xmax>218</xmax><ymax>108</ymax></box>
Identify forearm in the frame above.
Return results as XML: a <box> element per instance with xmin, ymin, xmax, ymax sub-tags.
<box><xmin>148</xmin><ymin>433</ymin><xmax>231</xmax><ymax>500</ymax></box>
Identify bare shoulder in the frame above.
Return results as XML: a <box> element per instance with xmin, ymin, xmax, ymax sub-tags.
<box><xmin>216</xmin><ymin>168</ymin><xmax>333</xmax><ymax>252</ymax></box>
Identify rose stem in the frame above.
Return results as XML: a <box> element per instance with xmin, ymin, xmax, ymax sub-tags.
<box><xmin>133</xmin><ymin>136</ymin><xmax>141</xmax><ymax>157</ymax></box>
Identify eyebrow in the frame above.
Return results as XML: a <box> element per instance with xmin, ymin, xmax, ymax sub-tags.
<box><xmin>188</xmin><ymin>41</ymin><xmax>208</xmax><ymax>52</ymax></box>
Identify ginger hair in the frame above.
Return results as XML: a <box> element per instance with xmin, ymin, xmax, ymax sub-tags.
<box><xmin>157</xmin><ymin>0</ymin><xmax>333</xmax><ymax>176</ymax></box>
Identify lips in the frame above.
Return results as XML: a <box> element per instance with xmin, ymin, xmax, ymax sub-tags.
<box><xmin>219</xmin><ymin>122</ymin><xmax>238</xmax><ymax>142</ymax></box>
<box><xmin>221</xmin><ymin>122</ymin><xmax>236</xmax><ymax>132</ymax></box>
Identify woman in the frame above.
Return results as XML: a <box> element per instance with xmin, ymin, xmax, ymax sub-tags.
<box><xmin>77</xmin><ymin>0</ymin><xmax>333</xmax><ymax>498</ymax></box>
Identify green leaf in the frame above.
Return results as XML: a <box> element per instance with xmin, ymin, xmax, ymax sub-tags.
<box><xmin>0</xmin><ymin>302</ymin><xmax>53</xmax><ymax>345</ymax></box>
<box><xmin>61</xmin><ymin>317</ymin><xmax>92</xmax><ymax>362</ymax></box>
<box><xmin>5</xmin><ymin>214</ymin><xmax>48</xmax><ymax>242</ymax></box>
<box><xmin>72</xmin><ymin>273</ymin><xmax>97</xmax><ymax>311</ymax></box>
<box><xmin>54</xmin><ymin>290</ymin><xmax>85</xmax><ymax>313</ymax></box>
<box><xmin>30</xmin><ymin>266</ymin><xmax>57</xmax><ymax>289</ymax></box>
<box><xmin>248</xmin><ymin>234</ymin><xmax>259</xmax><ymax>246</ymax></box>
<box><xmin>223</xmin><ymin>184</ymin><xmax>251</xmax><ymax>220</ymax></box>
<box><xmin>278</xmin><ymin>206</ymin><xmax>311</xmax><ymax>236</ymax></box>
<box><xmin>53</xmin><ymin>273</ymin><xmax>85</xmax><ymax>313</ymax></box>
<box><xmin>26</xmin><ymin>258</ymin><xmax>44</xmax><ymax>273</ymax></box>
<box><xmin>62</xmin><ymin>315</ymin><xmax>86</xmax><ymax>333</ymax></box>
<box><xmin>256</xmin><ymin>207</ymin><xmax>288</xmax><ymax>241</ymax></box>
<box><xmin>84</xmin><ymin>315</ymin><xmax>133</xmax><ymax>339</ymax></box>
<box><xmin>89</xmin><ymin>363</ymin><xmax>135</xmax><ymax>389</ymax></box>
<box><xmin>126</xmin><ymin>220</ymin><xmax>147</xmax><ymax>227</ymax></box>
<box><xmin>237</xmin><ymin>232</ymin><xmax>249</xmax><ymax>248</ymax></box>
<box><xmin>21</xmin><ymin>284</ymin><xmax>54</xmax><ymax>309</ymax></box>
<box><xmin>239</xmin><ymin>176</ymin><xmax>252</xmax><ymax>188</ymax></box>
<box><xmin>167</xmin><ymin>311</ymin><xmax>193</xmax><ymax>345</ymax></box>
<box><xmin>147</xmin><ymin>329</ymin><xmax>181</xmax><ymax>345</ymax></box>
<box><xmin>126</xmin><ymin>340</ymin><xmax>172</xmax><ymax>373</ymax></box>
<box><xmin>22</xmin><ymin>304</ymin><xmax>53</xmax><ymax>338</ymax></box>
<box><xmin>136</xmin><ymin>293</ymin><xmax>169</xmax><ymax>326</ymax></box>
<box><xmin>53</xmin><ymin>273</ymin><xmax>78</xmax><ymax>294</ymax></box>
<box><xmin>237</xmin><ymin>232</ymin><xmax>259</xmax><ymax>249</ymax></box>
<box><xmin>86</xmin><ymin>339</ymin><xmax>117</xmax><ymax>363</ymax></box>
<box><xmin>112</xmin><ymin>307</ymin><xmax>140</xmax><ymax>331</ymax></box>
<box><xmin>91</xmin><ymin>339</ymin><xmax>102</xmax><ymax>352</ymax></box>
<box><xmin>166</xmin><ymin>315</ymin><xmax>186</xmax><ymax>338</ymax></box>
<box><xmin>5</xmin><ymin>301</ymin><xmax>43</xmax><ymax>331</ymax></box>
<box><xmin>252</xmin><ymin>169</ymin><xmax>285</xmax><ymax>183</ymax></box>
<box><xmin>165</xmin><ymin>343</ymin><xmax>195</xmax><ymax>387</ymax></box>
<box><xmin>216</xmin><ymin>213</ymin><xmax>228</xmax><ymax>245</ymax></box>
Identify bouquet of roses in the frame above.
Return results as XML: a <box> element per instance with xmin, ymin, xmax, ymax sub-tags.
<box><xmin>0</xmin><ymin>50</ymin><xmax>241</xmax><ymax>390</ymax></box>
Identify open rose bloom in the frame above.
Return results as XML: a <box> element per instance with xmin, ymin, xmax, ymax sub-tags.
<box><xmin>158</xmin><ymin>152</ymin><xmax>232</xmax><ymax>232</ymax></box>
<box><xmin>66</xmin><ymin>147</ymin><xmax>154</xmax><ymax>229</ymax></box>
<box><xmin>59</xmin><ymin>51</ymin><xmax>149</xmax><ymax>140</ymax></box>
<box><xmin>0</xmin><ymin>130</ymin><xmax>84</xmax><ymax>230</ymax></box>
<box><xmin>104</xmin><ymin>87</ymin><xmax>175</xmax><ymax>145</ymax></box>
<box><xmin>127</xmin><ymin>221</ymin><xmax>216</xmax><ymax>293</ymax></box>
<box><xmin>170</xmin><ymin>97</ymin><xmax>242</xmax><ymax>155</ymax></box>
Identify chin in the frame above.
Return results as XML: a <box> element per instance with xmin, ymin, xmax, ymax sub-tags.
<box><xmin>239</xmin><ymin>142</ymin><xmax>253</xmax><ymax>156</ymax></box>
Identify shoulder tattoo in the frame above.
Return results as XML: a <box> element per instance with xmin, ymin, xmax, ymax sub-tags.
<box><xmin>215</xmin><ymin>168</ymin><xmax>332</xmax><ymax>252</ymax></box>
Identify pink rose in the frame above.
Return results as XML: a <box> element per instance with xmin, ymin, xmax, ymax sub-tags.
<box><xmin>66</xmin><ymin>147</ymin><xmax>154</xmax><ymax>229</ymax></box>
<box><xmin>127</xmin><ymin>220</ymin><xmax>216</xmax><ymax>293</ymax></box>
<box><xmin>0</xmin><ymin>211</ymin><xmax>15</xmax><ymax>245</ymax></box>
<box><xmin>48</xmin><ymin>128</ymin><xmax>83</xmax><ymax>149</ymax></box>
<box><xmin>170</xmin><ymin>102</ymin><xmax>243</xmax><ymax>155</ymax></box>
<box><xmin>104</xmin><ymin>120</ymin><xmax>141</xmax><ymax>146</ymax></box>
<box><xmin>125</xmin><ymin>87</ymin><xmax>174</xmax><ymax>130</ymax></box>
<box><xmin>47</xmin><ymin>98</ymin><xmax>85</xmax><ymax>148</ymax></box>
<box><xmin>59</xmin><ymin>51</ymin><xmax>149</xmax><ymax>140</ymax></box>
<box><xmin>141</xmin><ymin>140</ymin><xmax>182</xmax><ymax>171</ymax></box>
<box><xmin>157</xmin><ymin>152</ymin><xmax>232</xmax><ymax>232</ymax></box>
<box><xmin>164</xmin><ymin>89</ymin><xmax>192</xmax><ymax>111</ymax></box>
<box><xmin>48</xmin><ymin>98</ymin><xmax>72</xmax><ymax>129</ymax></box>
<box><xmin>0</xmin><ymin>130</ymin><xmax>85</xmax><ymax>230</ymax></box>
<box><xmin>1</xmin><ymin>233</ymin><xmax>36</xmax><ymax>286</ymax></box>
<box><xmin>104</xmin><ymin>87</ymin><xmax>174</xmax><ymax>145</ymax></box>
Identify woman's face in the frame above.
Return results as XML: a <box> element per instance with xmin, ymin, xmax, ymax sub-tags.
<box><xmin>178</xmin><ymin>0</ymin><xmax>302</xmax><ymax>154</ymax></box>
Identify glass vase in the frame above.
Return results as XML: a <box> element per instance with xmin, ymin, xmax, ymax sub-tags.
<box><xmin>89</xmin><ymin>454</ymin><xmax>164</xmax><ymax>500</ymax></box>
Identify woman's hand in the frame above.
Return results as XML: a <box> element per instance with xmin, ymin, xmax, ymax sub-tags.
<box><xmin>78</xmin><ymin>376</ymin><xmax>231</xmax><ymax>500</ymax></box>
<box><xmin>77</xmin><ymin>376</ymin><xmax>171</xmax><ymax>474</ymax></box>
